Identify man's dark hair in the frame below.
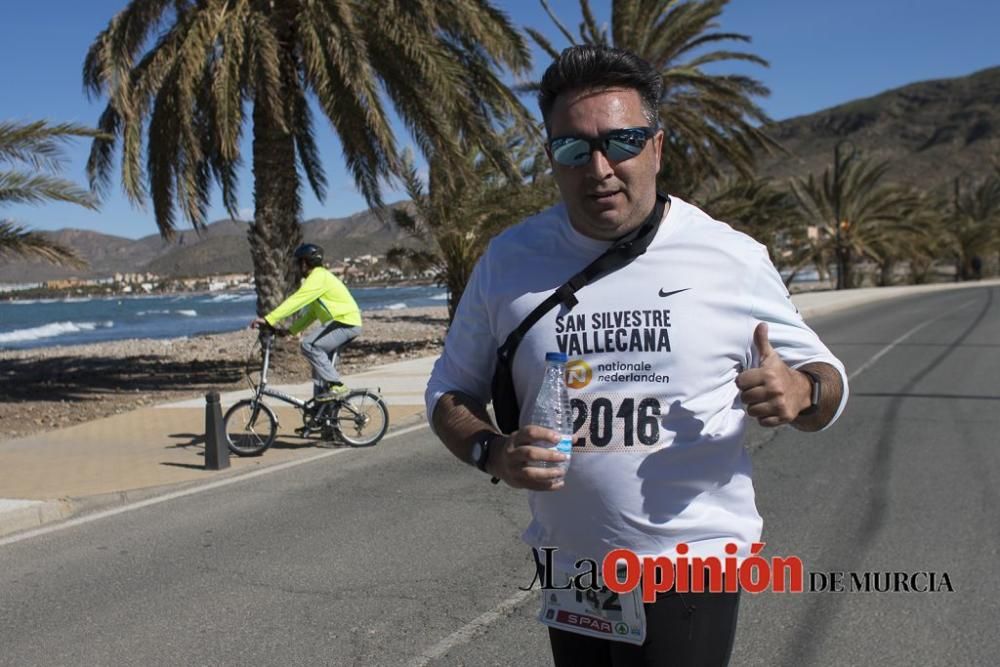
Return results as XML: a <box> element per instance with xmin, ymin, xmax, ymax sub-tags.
<box><xmin>538</xmin><ymin>45</ymin><xmax>662</xmax><ymax>133</ymax></box>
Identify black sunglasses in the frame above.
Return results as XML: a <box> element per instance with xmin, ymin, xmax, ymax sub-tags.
<box><xmin>548</xmin><ymin>127</ymin><xmax>658</xmax><ymax>167</ymax></box>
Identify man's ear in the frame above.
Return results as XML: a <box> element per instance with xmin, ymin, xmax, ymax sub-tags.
<box><xmin>652</xmin><ymin>129</ymin><xmax>664</xmax><ymax>174</ymax></box>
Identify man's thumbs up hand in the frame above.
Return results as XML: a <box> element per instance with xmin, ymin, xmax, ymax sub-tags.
<box><xmin>753</xmin><ymin>322</ymin><xmax>776</xmax><ymax>363</ymax></box>
<box><xmin>736</xmin><ymin>322</ymin><xmax>812</xmax><ymax>427</ymax></box>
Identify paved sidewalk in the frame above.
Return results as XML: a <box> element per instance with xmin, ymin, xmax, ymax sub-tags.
<box><xmin>1</xmin><ymin>280</ymin><xmax>996</xmax><ymax>538</ymax></box>
<box><xmin>0</xmin><ymin>356</ymin><xmax>435</xmax><ymax>537</ymax></box>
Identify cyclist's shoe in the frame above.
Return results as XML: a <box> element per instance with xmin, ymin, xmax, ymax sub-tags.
<box><xmin>316</xmin><ymin>382</ymin><xmax>350</xmax><ymax>402</ymax></box>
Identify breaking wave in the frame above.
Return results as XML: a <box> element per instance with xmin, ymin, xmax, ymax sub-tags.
<box><xmin>0</xmin><ymin>320</ymin><xmax>114</xmax><ymax>344</ymax></box>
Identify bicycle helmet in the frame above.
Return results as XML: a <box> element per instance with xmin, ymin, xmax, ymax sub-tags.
<box><xmin>293</xmin><ymin>243</ymin><xmax>324</xmax><ymax>268</ymax></box>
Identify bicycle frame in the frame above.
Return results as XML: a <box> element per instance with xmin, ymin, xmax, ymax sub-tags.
<box><xmin>253</xmin><ymin>331</ymin><xmax>308</xmax><ymax>410</ymax></box>
<box><xmin>228</xmin><ymin>326</ymin><xmax>390</xmax><ymax>451</ymax></box>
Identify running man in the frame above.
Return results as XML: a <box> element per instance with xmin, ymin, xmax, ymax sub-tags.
<box><xmin>426</xmin><ymin>45</ymin><xmax>848</xmax><ymax>665</ymax></box>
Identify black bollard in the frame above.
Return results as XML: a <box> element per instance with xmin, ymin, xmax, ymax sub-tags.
<box><xmin>204</xmin><ymin>391</ymin><xmax>230</xmax><ymax>470</ymax></box>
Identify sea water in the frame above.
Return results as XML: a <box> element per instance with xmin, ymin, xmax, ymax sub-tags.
<box><xmin>0</xmin><ymin>285</ymin><xmax>447</xmax><ymax>350</ymax></box>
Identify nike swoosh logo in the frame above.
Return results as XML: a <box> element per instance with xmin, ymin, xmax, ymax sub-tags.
<box><xmin>658</xmin><ymin>288</ymin><xmax>691</xmax><ymax>298</ymax></box>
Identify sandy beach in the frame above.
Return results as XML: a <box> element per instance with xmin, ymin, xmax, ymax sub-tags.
<box><xmin>0</xmin><ymin>306</ymin><xmax>447</xmax><ymax>442</ymax></box>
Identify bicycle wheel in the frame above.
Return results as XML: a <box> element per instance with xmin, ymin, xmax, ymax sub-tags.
<box><xmin>332</xmin><ymin>390</ymin><xmax>389</xmax><ymax>447</ymax></box>
<box><xmin>224</xmin><ymin>399</ymin><xmax>277</xmax><ymax>456</ymax></box>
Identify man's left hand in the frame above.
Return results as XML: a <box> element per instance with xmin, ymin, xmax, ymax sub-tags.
<box><xmin>736</xmin><ymin>322</ymin><xmax>812</xmax><ymax>427</ymax></box>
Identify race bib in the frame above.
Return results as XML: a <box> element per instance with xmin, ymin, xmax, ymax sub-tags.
<box><xmin>537</xmin><ymin>560</ymin><xmax>646</xmax><ymax>645</ymax></box>
<box><xmin>570</xmin><ymin>391</ymin><xmax>669</xmax><ymax>453</ymax></box>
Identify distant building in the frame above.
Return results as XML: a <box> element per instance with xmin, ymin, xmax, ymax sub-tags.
<box><xmin>0</xmin><ymin>282</ymin><xmax>42</xmax><ymax>293</ymax></box>
<box><xmin>113</xmin><ymin>272</ymin><xmax>161</xmax><ymax>285</ymax></box>
<box><xmin>43</xmin><ymin>278</ymin><xmax>99</xmax><ymax>289</ymax></box>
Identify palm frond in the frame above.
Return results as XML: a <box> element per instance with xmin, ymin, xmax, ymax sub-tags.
<box><xmin>540</xmin><ymin>0</ymin><xmax>578</xmax><ymax>47</ymax></box>
<box><xmin>525</xmin><ymin>27</ymin><xmax>561</xmax><ymax>61</ymax></box>
<box><xmin>0</xmin><ymin>121</ymin><xmax>103</xmax><ymax>171</ymax></box>
<box><xmin>789</xmin><ymin>145</ymin><xmax>928</xmax><ymax>287</ymax></box>
<box><xmin>0</xmin><ymin>119</ymin><xmax>102</xmax><ymax>259</ymax></box>
<box><xmin>0</xmin><ymin>171</ymin><xmax>98</xmax><ymax>210</ymax></box>
<box><xmin>0</xmin><ymin>221</ymin><xmax>87</xmax><ymax>268</ymax></box>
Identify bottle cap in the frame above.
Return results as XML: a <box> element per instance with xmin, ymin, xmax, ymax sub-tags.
<box><xmin>545</xmin><ymin>352</ymin><xmax>568</xmax><ymax>363</ymax></box>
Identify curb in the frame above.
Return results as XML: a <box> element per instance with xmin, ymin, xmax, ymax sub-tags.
<box><xmin>0</xmin><ymin>499</ymin><xmax>74</xmax><ymax>536</ymax></box>
<box><xmin>793</xmin><ymin>279</ymin><xmax>1000</xmax><ymax>320</ymax></box>
<box><xmin>0</xmin><ymin>410</ymin><xmax>429</xmax><ymax>541</ymax></box>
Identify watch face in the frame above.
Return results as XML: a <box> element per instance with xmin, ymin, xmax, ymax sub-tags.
<box><xmin>471</xmin><ymin>442</ymin><xmax>484</xmax><ymax>466</ymax></box>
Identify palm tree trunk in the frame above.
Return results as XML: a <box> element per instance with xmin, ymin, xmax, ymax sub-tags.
<box><xmin>445</xmin><ymin>264</ymin><xmax>469</xmax><ymax>325</ymax></box>
<box><xmin>835</xmin><ymin>247</ymin><xmax>847</xmax><ymax>290</ymax></box>
<box><xmin>782</xmin><ymin>268</ymin><xmax>798</xmax><ymax>288</ymax></box>
<box><xmin>840</xmin><ymin>248</ymin><xmax>854</xmax><ymax>289</ymax></box>
<box><xmin>910</xmin><ymin>258</ymin><xmax>930</xmax><ymax>284</ymax></box>
<box><xmin>249</xmin><ymin>53</ymin><xmax>303</xmax><ymax>315</ymax></box>
<box><xmin>879</xmin><ymin>259</ymin><xmax>894</xmax><ymax>286</ymax></box>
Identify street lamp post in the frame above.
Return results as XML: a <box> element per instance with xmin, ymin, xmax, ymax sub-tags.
<box><xmin>832</xmin><ymin>140</ymin><xmax>856</xmax><ymax>290</ymax></box>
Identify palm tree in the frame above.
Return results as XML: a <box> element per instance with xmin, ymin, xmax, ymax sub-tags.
<box><xmin>790</xmin><ymin>145</ymin><xmax>923</xmax><ymax>289</ymax></box>
<box><xmin>84</xmin><ymin>0</ymin><xmax>534</xmax><ymax>313</ymax></box>
<box><xmin>525</xmin><ymin>0</ymin><xmax>778</xmax><ymax>198</ymax></box>
<box><xmin>391</xmin><ymin>130</ymin><xmax>558</xmax><ymax>322</ymax></box>
<box><xmin>693</xmin><ymin>175</ymin><xmax>804</xmax><ymax>274</ymax></box>
<box><xmin>868</xmin><ymin>195</ymin><xmax>939</xmax><ymax>286</ymax></box>
<box><xmin>0</xmin><ymin>120</ymin><xmax>98</xmax><ymax>267</ymax></box>
<box><xmin>943</xmin><ymin>174</ymin><xmax>1000</xmax><ymax>280</ymax></box>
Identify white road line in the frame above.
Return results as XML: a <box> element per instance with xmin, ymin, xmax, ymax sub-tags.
<box><xmin>406</xmin><ymin>589</ymin><xmax>534</xmax><ymax>667</ymax></box>
<box><xmin>0</xmin><ymin>422</ymin><xmax>430</xmax><ymax>547</ymax></box>
<box><xmin>848</xmin><ymin>300</ymin><xmax>974</xmax><ymax>381</ymax></box>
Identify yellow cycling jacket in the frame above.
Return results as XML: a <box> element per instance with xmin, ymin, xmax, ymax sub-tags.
<box><xmin>264</xmin><ymin>267</ymin><xmax>362</xmax><ymax>335</ymax></box>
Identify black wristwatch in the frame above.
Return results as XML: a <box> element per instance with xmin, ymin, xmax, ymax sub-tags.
<box><xmin>798</xmin><ymin>368</ymin><xmax>821</xmax><ymax>416</ymax></box>
<box><xmin>471</xmin><ymin>433</ymin><xmax>503</xmax><ymax>484</ymax></box>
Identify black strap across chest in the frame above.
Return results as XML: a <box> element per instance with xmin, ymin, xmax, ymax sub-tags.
<box><xmin>495</xmin><ymin>192</ymin><xmax>668</xmax><ymax>367</ymax></box>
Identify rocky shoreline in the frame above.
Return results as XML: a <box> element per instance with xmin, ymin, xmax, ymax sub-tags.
<box><xmin>0</xmin><ymin>306</ymin><xmax>448</xmax><ymax>442</ymax></box>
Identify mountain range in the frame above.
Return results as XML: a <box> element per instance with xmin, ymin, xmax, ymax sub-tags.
<box><xmin>2</xmin><ymin>65</ymin><xmax>997</xmax><ymax>284</ymax></box>
<box><xmin>754</xmin><ymin>65</ymin><xmax>999</xmax><ymax>186</ymax></box>
<box><xmin>0</xmin><ymin>201</ymin><xmax>418</xmax><ymax>283</ymax></box>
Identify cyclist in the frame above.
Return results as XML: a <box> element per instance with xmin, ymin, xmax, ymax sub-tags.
<box><xmin>250</xmin><ymin>243</ymin><xmax>362</xmax><ymax>400</ymax></box>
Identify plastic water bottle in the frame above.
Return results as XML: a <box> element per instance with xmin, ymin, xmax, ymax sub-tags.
<box><xmin>526</xmin><ymin>352</ymin><xmax>572</xmax><ymax>473</ymax></box>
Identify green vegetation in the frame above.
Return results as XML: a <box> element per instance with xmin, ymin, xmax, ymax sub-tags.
<box><xmin>789</xmin><ymin>144</ymin><xmax>926</xmax><ymax>289</ymax></box>
<box><xmin>389</xmin><ymin>129</ymin><xmax>558</xmax><ymax>321</ymax></box>
<box><xmin>83</xmin><ymin>0</ymin><xmax>534</xmax><ymax>313</ymax></box>
<box><xmin>943</xmin><ymin>175</ymin><xmax>1000</xmax><ymax>281</ymax></box>
<box><xmin>0</xmin><ymin>120</ymin><xmax>99</xmax><ymax>268</ymax></box>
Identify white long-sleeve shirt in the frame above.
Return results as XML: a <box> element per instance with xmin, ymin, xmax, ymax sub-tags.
<box><xmin>426</xmin><ymin>197</ymin><xmax>848</xmax><ymax>569</ymax></box>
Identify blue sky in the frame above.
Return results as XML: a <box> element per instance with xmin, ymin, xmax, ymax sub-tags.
<box><xmin>2</xmin><ymin>0</ymin><xmax>997</xmax><ymax>239</ymax></box>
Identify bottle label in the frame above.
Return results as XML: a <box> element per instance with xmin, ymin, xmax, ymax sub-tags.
<box><xmin>556</xmin><ymin>436</ymin><xmax>572</xmax><ymax>456</ymax></box>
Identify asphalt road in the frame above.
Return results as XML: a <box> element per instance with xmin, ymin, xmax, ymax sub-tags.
<box><xmin>1</xmin><ymin>286</ymin><xmax>998</xmax><ymax>666</ymax></box>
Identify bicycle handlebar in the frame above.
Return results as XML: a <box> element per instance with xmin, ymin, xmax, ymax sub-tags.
<box><xmin>255</xmin><ymin>322</ymin><xmax>290</xmax><ymax>345</ymax></box>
